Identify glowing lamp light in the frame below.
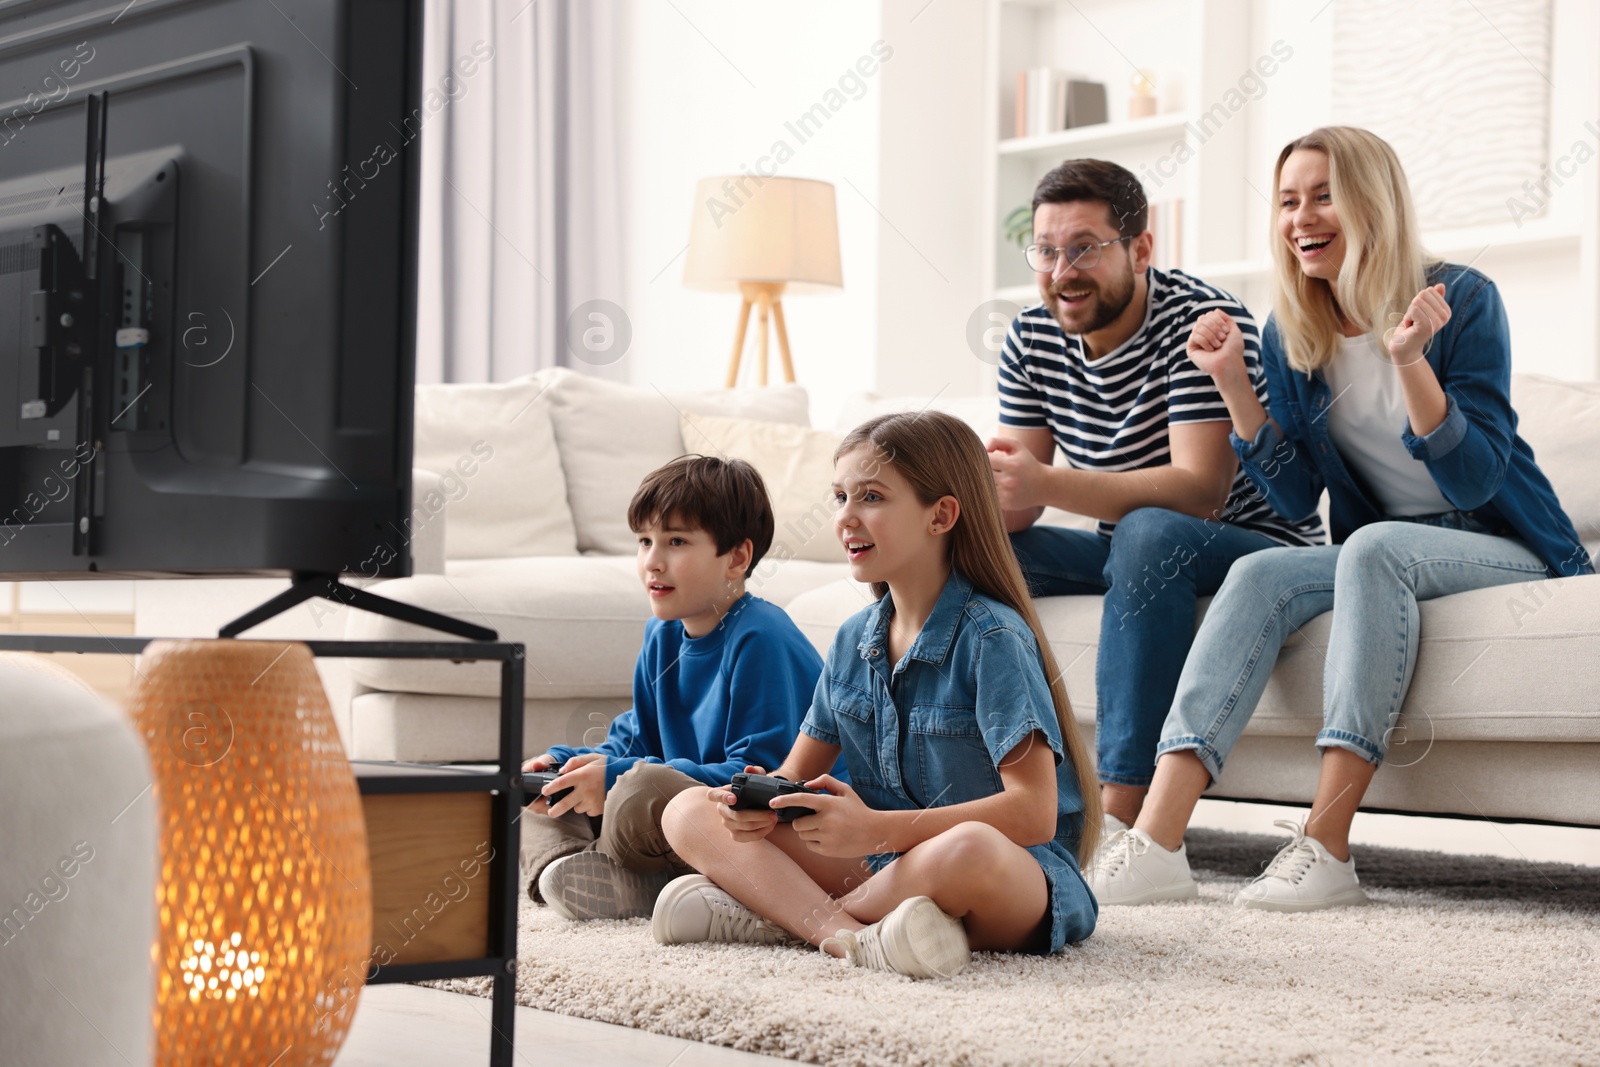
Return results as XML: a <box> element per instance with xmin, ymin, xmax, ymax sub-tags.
<box><xmin>129</xmin><ymin>640</ymin><xmax>371</xmax><ymax>1066</ymax></box>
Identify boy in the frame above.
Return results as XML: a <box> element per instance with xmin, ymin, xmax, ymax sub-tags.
<box><xmin>521</xmin><ymin>454</ymin><xmax>824</xmax><ymax>921</ymax></box>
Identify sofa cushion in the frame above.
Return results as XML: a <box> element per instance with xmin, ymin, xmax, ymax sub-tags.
<box><xmin>543</xmin><ymin>369</ymin><xmax>810</xmax><ymax>555</ymax></box>
<box><xmin>414</xmin><ymin>373</ymin><xmax>578</xmax><ymax>559</ymax></box>
<box><xmin>782</xmin><ymin>574</ymin><xmax>1600</xmax><ymax>747</ymax></box>
<box><xmin>1509</xmin><ymin>374</ymin><xmax>1600</xmax><ymax>560</ymax></box>
<box><xmin>344</xmin><ymin>554</ymin><xmax>849</xmax><ymax>699</ymax></box>
<box><xmin>680</xmin><ymin>412</ymin><xmax>846</xmax><ymax>564</ymax></box>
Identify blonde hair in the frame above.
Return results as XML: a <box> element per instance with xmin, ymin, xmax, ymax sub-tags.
<box><xmin>1269</xmin><ymin>126</ymin><xmax>1437</xmax><ymax>374</ymax></box>
<box><xmin>834</xmin><ymin>412</ymin><xmax>1102</xmax><ymax>866</ymax></box>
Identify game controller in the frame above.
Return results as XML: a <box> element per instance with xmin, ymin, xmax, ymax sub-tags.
<box><xmin>521</xmin><ymin>765</ymin><xmax>573</xmax><ymax>807</ymax></box>
<box><xmin>728</xmin><ymin>772</ymin><xmax>821</xmax><ymax>821</ymax></box>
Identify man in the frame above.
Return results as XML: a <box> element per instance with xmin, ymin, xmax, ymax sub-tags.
<box><xmin>987</xmin><ymin>158</ymin><xmax>1323</xmax><ymax>839</ymax></box>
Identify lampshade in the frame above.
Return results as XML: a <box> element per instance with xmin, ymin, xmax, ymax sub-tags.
<box><xmin>683</xmin><ymin>176</ymin><xmax>843</xmax><ymax>293</ymax></box>
<box><xmin>129</xmin><ymin>640</ymin><xmax>371</xmax><ymax>1067</ymax></box>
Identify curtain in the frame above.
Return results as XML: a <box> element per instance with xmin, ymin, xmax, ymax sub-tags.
<box><xmin>415</xmin><ymin>0</ymin><xmax>625</xmax><ymax>383</ymax></box>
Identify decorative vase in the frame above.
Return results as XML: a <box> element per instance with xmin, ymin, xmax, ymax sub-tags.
<box><xmin>129</xmin><ymin>640</ymin><xmax>371</xmax><ymax>1067</ymax></box>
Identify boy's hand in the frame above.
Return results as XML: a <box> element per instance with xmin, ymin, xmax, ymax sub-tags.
<box><xmin>543</xmin><ymin>752</ymin><xmax>607</xmax><ymax>818</ymax></box>
<box><xmin>520</xmin><ymin>753</ymin><xmax>558</xmax><ymax>815</ymax></box>
<box><xmin>780</xmin><ymin>775</ymin><xmax>888</xmax><ymax>858</ymax></box>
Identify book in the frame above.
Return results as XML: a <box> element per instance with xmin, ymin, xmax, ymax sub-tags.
<box><xmin>1015</xmin><ymin>70</ymin><xmax>1027</xmax><ymax>139</ymax></box>
<box><xmin>1148</xmin><ymin>198</ymin><xmax>1184</xmax><ymax>269</ymax></box>
<box><xmin>1011</xmin><ymin>70</ymin><xmax>1107</xmax><ymax>138</ymax></box>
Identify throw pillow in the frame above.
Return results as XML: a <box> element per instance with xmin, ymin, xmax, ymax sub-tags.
<box><xmin>680</xmin><ymin>412</ymin><xmax>846</xmax><ymax>565</ymax></box>
<box><xmin>543</xmin><ymin>368</ymin><xmax>810</xmax><ymax>555</ymax></box>
<box><xmin>413</xmin><ymin>372</ymin><xmax>579</xmax><ymax>559</ymax></box>
<box><xmin>1511</xmin><ymin>374</ymin><xmax>1600</xmax><ymax>561</ymax></box>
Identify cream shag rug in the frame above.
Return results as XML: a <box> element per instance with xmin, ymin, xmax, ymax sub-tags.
<box><xmin>437</xmin><ymin>830</ymin><xmax>1599</xmax><ymax>1066</ymax></box>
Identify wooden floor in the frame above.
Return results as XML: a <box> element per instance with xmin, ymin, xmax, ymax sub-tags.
<box><xmin>334</xmin><ymin>984</ymin><xmax>784</xmax><ymax>1066</ymax></box>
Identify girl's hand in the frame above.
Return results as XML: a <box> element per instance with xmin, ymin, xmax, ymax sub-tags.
<box><xmin>986</xmin><ymin>437</ymin><xmax>1046</xmax><ymax>511</ymax></box>
<box><xmin>713</xmin><ymin>765</ymin><xmax>781</xmax><ymax>843</ymax></box>
<box><xmin>521</xmin><ymin>753</ymin><xmax>557</xmax><ymax>773</ymax></box>
<box><xmin>780</xmin><ymin>775</ymin><xmax>887</xmax><ymax>858</ymax></box>
<box><xmin>1386</xmin><ymin>284</ymin><xmax>1450</xmax><ymax>366</ymax></box>
<box><xmin>1186</xmin><ymin>310</ymin><xmax>1247</xmax><ymax>385</ymax></box>
<box><xmin>543</xmin><ymin>752</ymin><xmax>607</xmax><ymax>819</ymax></box>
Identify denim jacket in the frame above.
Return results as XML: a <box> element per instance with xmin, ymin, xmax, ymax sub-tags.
<box><xmin>1236</xmin><ymin>263</ymin><xmax>1593</xmax><ymax>579</ymax></box>
<box><xmin>799</xmin><ymin>569</ymin><xmax>1088</xmax><ymax>864</ymax></box>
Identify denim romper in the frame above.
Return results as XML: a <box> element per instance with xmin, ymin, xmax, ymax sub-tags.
<box><xmin>799</xmin><ymin>570</ymin><xmax>1098</xmax><ymax>952</ymax></box>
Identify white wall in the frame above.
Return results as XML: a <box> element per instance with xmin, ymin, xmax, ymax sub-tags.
<box><xmin>617</xmin><ymin>0</ymin><xmax>1597</xmax><ymax>436</ymax></box>
<box><xmin>617</xmin><ymin>0</ymin><xmax>884</xmax><ymax>430</ymax></box>
<box><xmin>872</xmin><ymin>0</ymin><xmax>992</xmax><ymax>403</ymax></box>
<box><xmin>1247</xmin><ymin>0</ymin><xmax>1600</xmax><ymax>382</ymax></box>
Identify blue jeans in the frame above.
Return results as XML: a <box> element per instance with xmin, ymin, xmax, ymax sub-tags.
<box><xmin>1010</xmin><ymin>508</ymin><xmax>1286</xmax><ymax>787</ymax></box>
<box><xmin>1156</xmin><ymin>516</ymin><xmax>1549</xmax><ymax>778</ymax></box>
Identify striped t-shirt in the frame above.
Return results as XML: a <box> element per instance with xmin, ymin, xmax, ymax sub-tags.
<box><xmin>998</xmin><ymin>266</ymin><xmax>1324</xmax><ymax>546</ymax></box>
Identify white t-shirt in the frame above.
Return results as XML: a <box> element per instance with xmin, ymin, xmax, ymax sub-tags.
<box><xmin>1321</xmin><ymin>333</ymin><xmax>1452</xmax><ymax>517</ymax></box>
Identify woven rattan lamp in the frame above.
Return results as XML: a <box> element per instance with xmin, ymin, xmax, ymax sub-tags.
<box><xmin>129</xmin><ymin>640</ymin><xmax>371</xmax><ymax>1067</ymax></box>
<box><xmin>684</xmin><ymin>176</ymin><xmax>843</xmax><ymax>387</ymax></box>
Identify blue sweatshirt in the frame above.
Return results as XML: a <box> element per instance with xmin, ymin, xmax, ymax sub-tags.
<box><xmin>545</xmin><ymin>593</ymin><xmax>824</xmax><ymax>790</ymax></box>
<box><xmin>1237</xmin><ymin>262</ymin><xmax>1593</xmax><ymax>579</ymax></box>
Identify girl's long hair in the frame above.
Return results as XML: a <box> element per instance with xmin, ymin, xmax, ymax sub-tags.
<box><xmin>834</xmin><ymin>411</ymin><xmax>1102</xmax><ymax>865</ymax></box>
<box><xmin>1269</xmin><ymin>126</ymin><xmax>1438</xmax><ymax>374</ymax></box>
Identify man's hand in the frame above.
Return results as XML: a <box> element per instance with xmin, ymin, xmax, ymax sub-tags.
<box><xmin>543</xmin><ymin>752</ymin><xmax>607</xmax><ymax>818</ymax></box>
<box><xmin>779</xmin><ymin>775</ymin><xmax>889</xmax><ymax>858</ymax></box>
<box><xmin>1186</xmin><ymin>309</ymin><xmax>1248</xmax><ymax>386</ymax></box>
<box><xmin>1386</xmin><ymin>283</ymin><xmax>1449</xmax><ymax>366</ymax></box>
<box><xmin>987</xmin><ymin>437</ymin><xmax>1050</xmax><ymax>512</ymax></box>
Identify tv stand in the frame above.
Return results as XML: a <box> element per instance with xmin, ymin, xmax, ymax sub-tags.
<box><xmin>219</xmin><ymin>573</ymin><xmax>497</xmax><ymax>641</ymax></box>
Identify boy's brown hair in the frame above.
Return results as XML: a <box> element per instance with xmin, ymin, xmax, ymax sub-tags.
<box><xmin>627</xmin><ymin>455</ymin><xmax>775</xmax><ymax>579</ymax></box>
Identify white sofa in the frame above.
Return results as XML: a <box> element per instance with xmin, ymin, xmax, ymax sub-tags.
<box><xmin>137</xmin><ymin>370</ymin><xmax>1600</xmax><ymax>826</ymax></box>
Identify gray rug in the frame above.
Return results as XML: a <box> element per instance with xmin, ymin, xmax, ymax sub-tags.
<box><xmin>434</xmin><ymin>831</ymin><xmax>1600</xmax><ymax>1066</ymax></box>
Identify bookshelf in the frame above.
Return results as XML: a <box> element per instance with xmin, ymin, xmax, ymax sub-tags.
<box><xmin>982</xmin><ymin>0</ymin><xmax>1257</xmax><ymax>315</ymax></box>
<box><xmin>979</xmin><ymin>0</ymin><xmax>1600</xmax><ymax>380</ymax></box>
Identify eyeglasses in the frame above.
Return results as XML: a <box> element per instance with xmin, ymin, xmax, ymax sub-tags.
<box><xmin>1024</xmin><ymin>235</ymin><xmax>1134</xmax><ymax>272</ymax></box>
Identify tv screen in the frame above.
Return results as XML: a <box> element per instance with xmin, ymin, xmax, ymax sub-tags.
<box><xmin>0</xmin><ymin>0</ymin><xmax>421</xmax><ymax>580</ymax></box>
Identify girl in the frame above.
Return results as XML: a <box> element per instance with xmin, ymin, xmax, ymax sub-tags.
<box><xmin>655</xmin><ymin>411</ymin><xmax>1102</xmax><ymax>976</ymax></box>
<box><xmin>1089</xmin><ymin>126</ymin><xmax>1593</xmax><ymax>910</ymax></box>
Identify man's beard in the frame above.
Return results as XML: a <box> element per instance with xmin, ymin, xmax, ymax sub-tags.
<box><xmin>1044</xmin><ymin>262</ymin><xmax>1136</xmax><ymax>337</ymax></box>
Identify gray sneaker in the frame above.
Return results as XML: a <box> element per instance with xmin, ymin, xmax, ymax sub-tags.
<box><xmin>538</xmin><ymin>851</ymin><xmax>672</xmax><ymax>921</ymax></box>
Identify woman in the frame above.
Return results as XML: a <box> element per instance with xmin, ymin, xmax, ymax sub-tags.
<box><xmin>1087</xmin><ymin>126</ymin><xmax>1592</xmax><ymax>910</ymax></box>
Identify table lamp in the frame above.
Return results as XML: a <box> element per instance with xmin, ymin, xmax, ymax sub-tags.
<box><xmin>683</xmin><ymin>175</ymin><xmax>843</xmax><ymax>387</ymax></box>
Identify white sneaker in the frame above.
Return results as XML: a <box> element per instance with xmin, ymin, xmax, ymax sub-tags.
<box><xmin>1233</xmin><ymin>820</ymin><xmax>1369</xmax><ymax>912</ymax></box>
<box><xmin>651</xmin><ymin>875</ymin><xmax>793</xmax><ymax>946</ymax></box>
<box><xmin>1086</xmin><ymin>828</ymin><xmax>1198</xmax><ymax>905</ymax></box>
<box><xmin>1103</xmin><ymin>812</ymin><xmax>1130</xmax><ymax>836</ymax></box>
<box><xmin>820</xmin><ymin>896</ymin><xmax>970</xmax><ymax>979</ymax></box>
<box><xmin>538</xmin><ymin>851</ymin><xmax>672</xmax><ymax>921</ymax></box>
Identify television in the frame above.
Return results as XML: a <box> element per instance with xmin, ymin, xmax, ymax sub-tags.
<box><xmin>0</xmin><ymin>0</ymin><xmax>422</xmax><ymax>585</ymax></box>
